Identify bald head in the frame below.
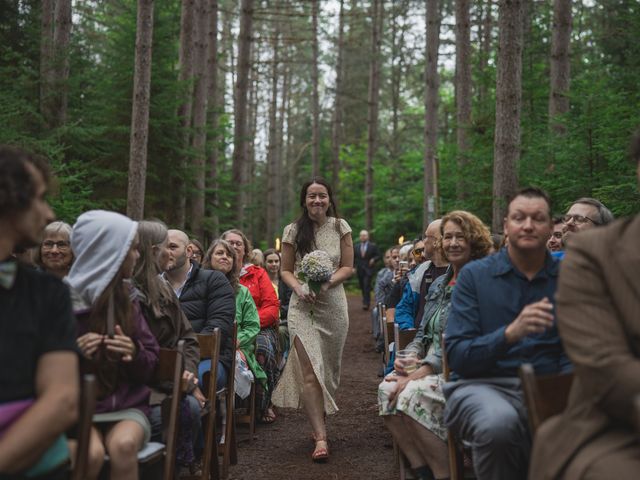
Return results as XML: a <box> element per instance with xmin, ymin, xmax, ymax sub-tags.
<box><xmin>166</xmin><ymin>229</ymin><xmax>190</xmax><ymax>272</ymax></box>
<box><xmin>359</xmin><ymin>230</ymin><xmax>370</xmax><ymax>243</ymax></box>
<box><xmin>423</xmin><ymin>219</ymin><xmax>442</xmax><ymax>260</ymax></box>
<box><xmin>168</xmin><ymin>229</ymin><xmax>189</xmax><ymax>246</ymax></box>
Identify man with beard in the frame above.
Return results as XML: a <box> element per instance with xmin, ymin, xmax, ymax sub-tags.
<box><xmin>0</xmin><ymin>147</ymin><xmax>78</xmax><ymax>478</ymax></box>
<box><xmin>163</xmin><ymin>229</ymin><xmax>235</xmax><ymax>390</ymax></box>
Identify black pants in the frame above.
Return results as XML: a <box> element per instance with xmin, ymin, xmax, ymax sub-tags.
<box><xmin>357</xmin><ymin>268</ymin><xmax>373</xmax><ymax>307</ymax></box>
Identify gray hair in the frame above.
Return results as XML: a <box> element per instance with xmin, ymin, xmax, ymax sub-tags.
<box><xmin>571</xmin><ymin>198</ymin><xmax>614</xmax><ymax>225</ymax></box>
<box><xmin>43</xmin><ymin>221</ymin><xmax>72</xmax><ymax>239</ymax></box>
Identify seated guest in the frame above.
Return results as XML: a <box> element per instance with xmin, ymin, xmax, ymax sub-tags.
<box><xmin>562</xmin><ymin>197</ymin><xmax>614</xmax><ymax>244</ymax></box>
<box><xmin>132</xmin><ymin>220</ymin><xmax>203</xmax><ymax>471</ymax></box>
<box><xmin>67</xmin><ymin>210</ymin><xmax>160</xmax><ymax>480</ymax></box>
<box><xmin>204</xmin><ymin>239</ymin><xmax>268</xmax><ymax>391</ymax></box>
<box><xmin>163</xmin><ymin>229</ymin><xmax>235</xmax><ymax>391</ymax></box>
<box><xmin>384</xmin><ymin>243</ymin><xmax>413</xmax><ymax>308</ymax></box>
<box><xmin>221</xmin><ymin>229</ymin><xmax>280</xmax><ymax>424</ymax></box>
<box><xmin>372</xmin><ymin>246</ymin><xmax>399</xmax><ymax>351</ymax></box>
<box><xmin>263</xmin><ymin>248</ymin><xmax>292</xmax><ymax>364</ymax></box>
<box><xmin>547</xmin><ymin>216</ymin><xmax>564</xmax><ymax>252</ymax></box>
<box><xmin>0</xmin><ymin>147</ymin><xmax>78</xmax><ymax>478</ymax></box>
<box><xmin>188</xmin><ymin>239</ymin><xmax>204</xmax><ymax>265</ymax></box>
<box><xmin>36</xmin><ymin>221</ymin><xmax>74</xmax><ymax>278</ymax></box>
<box><xmin>444</xmin><ymin>187</ymin><xmax>571</xmax><ymax>480</ymax></box>
<box><xmin>529</xmin><ymin>130</ymin><xmax>640</xmax><ymax>480</ymax></box>
<box><xmin>395</xmin><ymin>221</ymin><xmax>449</xmax><ymax>331</ymax></box>
<box><xmin>250</xmin><ymin>248</ymin><xmax>264</xmax><ymax>268</ymax></box>
<box><xmin>379</xmin><ymin>211</ymin><xmax>492</xmax><ymax>480</ymax></box>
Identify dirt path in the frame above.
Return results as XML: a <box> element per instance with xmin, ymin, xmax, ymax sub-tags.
<box><xmin>228</xmin><ymin>294</ymin><xmax>396</xmax><ymax>479</ymax></box>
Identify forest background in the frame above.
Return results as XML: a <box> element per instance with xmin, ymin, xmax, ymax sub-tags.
<box><xmin>1</xmin><ymin>0</ymin><xmax>639</xmax><ymax>250</ymax></box>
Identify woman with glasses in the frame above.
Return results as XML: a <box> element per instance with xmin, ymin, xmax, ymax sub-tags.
<box><xmin>221</xmin><ymin>229</ymin><xmax>280</xmax><ymax>424</ymax></box>
<box><xmin>188</xmin><ymin>239</ymin><xmax>204</xmax><ymax>265</ymax></box>
<box><xmin>37</xmin><ymin>221</ymin><xmax>74</xmax><ymax>278</ymax></box>
<box><xmin>378</xmin><ymin>211</ymin><xmax>492</xmax><ymax>480</ymax></box>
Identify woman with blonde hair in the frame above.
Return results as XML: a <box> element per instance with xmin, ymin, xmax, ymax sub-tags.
<box><xmin>378</xmin><ymin>210</ymin><xmax>492</xmax><ymax>480</ymax></box>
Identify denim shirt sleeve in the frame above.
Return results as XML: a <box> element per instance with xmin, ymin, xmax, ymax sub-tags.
<box><xmin>395</xmin><ymin>282</ymin><xmax>418</xmax><ymax>330</ymax></box>
<box><xmin>445</xmin><ymin>267</ymin><xmax>511</xmax><ymax>377</ymax></box>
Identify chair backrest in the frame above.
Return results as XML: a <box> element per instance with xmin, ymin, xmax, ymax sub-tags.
<box><xmin>394</xmin><ymin>324</ymin><xmax>417</xmax><ymax>351</ymax></box>
<box><xmin>71</xmin><ymin>374</ymin><xmax>96</xmax><ymax>480</ymax></box>
<box><xmin>634</xmin><ymin>395</ymin><xmax>640</xmax><ymax>433</ymax></box>
<box><xmin>196</xmin><ymin>329</ymin><xmax>221</xmax><ymax>480</ymax></box>
<box><xmin>519</xmin><ymin>363</ymin><xmax>574</xmax><ymax>435</ymax></box>
<box><xmin>153</xmin><ymin>340</ymin><xmax>185</xmax><ymax>480</ymax></box>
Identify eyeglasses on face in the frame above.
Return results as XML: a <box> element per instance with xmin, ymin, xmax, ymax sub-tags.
<box><xmin>42</xmin><ymin>240</ymin><xmax>70</xmax><ymax>251</ymax></box>
<box><xmin>562</xmin><ymin>214</ymin><xmax>598</xmax><ymax>225</ymax></box>
<box><xmin>412</xmin><ymin>248</ymin><xmax>424</xmax><ymax>257</ymax></box>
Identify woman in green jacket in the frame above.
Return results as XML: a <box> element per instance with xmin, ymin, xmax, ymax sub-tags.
<box><xmin>204</xmin><ymin>239</ymin><xmax>267</xmax><ymax>389</ymax></box>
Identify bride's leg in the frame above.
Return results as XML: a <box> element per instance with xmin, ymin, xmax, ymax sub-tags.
<box><xmin>293</xmin><ymin>336</ymin><xmax>326</xmax><ymax>440</ymax></box>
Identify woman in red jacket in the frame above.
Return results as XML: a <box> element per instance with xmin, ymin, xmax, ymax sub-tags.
<box><xmin>221</xmin><ymin>229</ymin><xmax>280</xmax><ymax>424</ymax></box>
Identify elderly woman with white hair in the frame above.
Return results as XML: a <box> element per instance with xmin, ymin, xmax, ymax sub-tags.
<box><xmin>37</xmin><ymin>221</ymin><xmax>74</xmax><ymax>278</ymax></box>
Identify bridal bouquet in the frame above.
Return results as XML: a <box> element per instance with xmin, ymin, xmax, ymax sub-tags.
<box><xmin>299</xmin><ymin>250</ymin><xmax>334</xmax><ymax>294</ymax></box>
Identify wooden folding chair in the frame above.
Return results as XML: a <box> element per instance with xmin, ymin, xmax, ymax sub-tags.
<box><xmin>196</xmin><ymin>330</ymin><xmax>222</xmax><ymax>480</ymax></box>
<box><xmin>519</xmin><ymin>363</ymin><xmax>574</xmax><ymax>435</ymax></box>
<box><xmin>393</xmin><ymin>324</ymin><xmax>417</xmax><ymax>352</ymax></box>
<box><xmin>71</xmin><ymin>374</ymin><xmax>96</xmax><ymax>480</ymax></box>
<box><xmin>140</xmin><ymin>340</ymin><xmax>185</xmax><ymax>480</ymax></box>
<box><xmin>391</xmin><ymin>324</ymin><xmax>417</xmax><ymax>480</ymax></box>
<box><xmin>442</xmin><ymin>335</ymin><xmax>468</xmax><ymax>480</ymax></box>
<box><xmin>234</xmin><ymin>373</ymin><xmax>257</xmax><ymax>443</ymax></box>
<box><xmin>216</xmin><ymin>322</ymin><xmax>238</xmax><ymax>479</ymax></box>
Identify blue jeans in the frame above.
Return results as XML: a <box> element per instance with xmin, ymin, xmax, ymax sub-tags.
<box><xmin>149</xmin><ymin>394</ymin><xmax>201</xmax><ymax>444</ymax></box>
<box><xmin>197</xmin><ymin>360</ymin><xmax>228</xmax><ymax>391</ymax></box>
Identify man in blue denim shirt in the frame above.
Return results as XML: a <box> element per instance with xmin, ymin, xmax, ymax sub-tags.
<box><xmin>444</xmin><ymin>187</ymin><xmax>571</xmax><ymax>480</ymax></box>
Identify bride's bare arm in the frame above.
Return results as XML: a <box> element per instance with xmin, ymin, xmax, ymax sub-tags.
<box><xmin>325</xmin><ymin>233</ymin><xmax>354</xmax><ymax>289</ymax></box>
<box><xmin>281</xmin><ymin>242</ymin><xmax>313</xmax><ymax>302</ymax></box>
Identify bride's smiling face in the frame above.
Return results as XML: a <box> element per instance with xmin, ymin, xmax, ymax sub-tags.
<box><xmin>305</xmin><ymin>183</ymin><xmax>330</xmax><ymax>218</ymax></box>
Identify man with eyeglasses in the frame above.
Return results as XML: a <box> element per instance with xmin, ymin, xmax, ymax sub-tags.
<box><xmin>562</xmin><ymin>198</ymin><xmax>614</xmax><ymax>241</ymax></box>
<box><xmin>394</xmin><ymin>220</ymin><xmax>449</xmax><ymax>332</ymax></box>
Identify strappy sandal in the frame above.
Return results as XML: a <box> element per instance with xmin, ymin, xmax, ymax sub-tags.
<box><xmin>260</xmin><ymin>407</ymin><xmax>277</xmax><ymax>424</ymax></box>
<box><xmin>311</xmin><ymin>437</ymin><xmax>329</xmax><ymax>463</ymax></box>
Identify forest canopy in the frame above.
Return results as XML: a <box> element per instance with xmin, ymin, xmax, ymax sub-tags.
<box><xmin>1</xmin><ymin>0</ymin><xmax>639</xmax><ymax>249</ymax></box>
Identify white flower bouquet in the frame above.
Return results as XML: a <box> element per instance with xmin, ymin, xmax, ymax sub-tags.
<box><xmin>299</xmin><ymin>250</ymin><xmax>333</xmax><ymax>295</ymax></box>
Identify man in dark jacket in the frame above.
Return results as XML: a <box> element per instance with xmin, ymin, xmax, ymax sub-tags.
<box><xmin>164</xmin><ymin>229</ymin><xmax>235</xmax><ymax>389</ymax></box>
<box><xmin>354</xmin><ymin>229</ymin><xmax>380</xmax><ymax>310</ymax></box>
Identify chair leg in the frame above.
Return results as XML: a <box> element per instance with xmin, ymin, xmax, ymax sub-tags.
<box><xmin>248</xmin><ymin>382</ymin><xmax>256</xmax><ymax>442</ymax></box>
<box><xmin>447</xmin><ymin>431</ymin><xmax>465</xmax><ymax>480</ymax></box>
<box><xmin>398</xmin><ymin>450</ymin><xmax>407</xmax><ymax>480</ymax></box>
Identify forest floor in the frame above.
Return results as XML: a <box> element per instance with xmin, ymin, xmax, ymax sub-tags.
<box><xmin>228</xmin><ymin>294</ymin><xmax>397</xmax><ymax>480</ymax></box>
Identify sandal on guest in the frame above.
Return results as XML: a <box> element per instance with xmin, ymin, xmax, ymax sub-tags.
<box><xmin>260</xmin><ymin>407</ymin><xmax>277</xmax><ymax>424</ymax></box>
<box><xmin>311</xmin><ymin>437</ymin><xmax>329</xmax><ymax>463</ymax></box>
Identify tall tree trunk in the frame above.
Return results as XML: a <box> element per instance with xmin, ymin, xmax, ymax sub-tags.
<box><xmin>478</xmin><ymin>0</ymin><xmax>493</xmax><ymax>105</ymax></box>
<box><xmin>389</xmin><ymin>0</ymin><xmax>408</xmax><ymax>160</ymax></box>
<box><xmin>548</xmin><ymin>0</ymin><xmax>572</xmax><ymax>134</ymax></box>
<box><xmin>173</xmin><ymin>0</ymin><xmax>196</xmax><ymax>228</ymax></box>
<box><xmin>330</xmin><ymin>0</ymin><xmax>345</xmax><ymax>190</ymax></box>
<box><xmin>126</xmin><ymin>0</ymin><xmax>155</xmax><ymax>220</ymax></box>
<box><xmin>455</xmin><ymin>0</ymin><xmax>472</xmax><ymax>201</ymax></box>
<box><xmin>232</xmin><ymin>0</ymin><xmax>255</xmax><ymax>228</ymax></box>
<box><xmin>492</xmin><ymin>0</ymin><xmax>524</xmax><ymax>232</ymax></box>
<box><xmin>246</xmin><ymin>42</ymin><xmax>260</xmax><ymax>242</ymax></box>
<box><xmin>365</xmin><ymin>0</ymin><xmax>383</xmax><ymax>232</ymax></box>
<box><xmin>311</xmin><ymin>0</ymin><xmax>321</xmax><ymax>177</ymax></box>
<box><xmin>39</xmin><ymin>0</ymin><xmax>54</xmax><ymax>124</ymax></box>
<box><xmin>49</xmin><ymin>0</ymin><xmax>72</xmax><ymax>128</ymax></box>
<box><xmin>276</xmin><ymin>62</ymin><xmax>289</xmax><ymax>222</ymax></box>
<box><xmin>423</xmin><ymin>0</ymin><xmax>441</xmax><ymax>229</ymax></box>
<box><xmin>206</xmin><ymin>0</ymin><xmax>220</xmax><ymax>238</ymax></box>
<box><xmin>266</xmin><ymin>27</ymin><xmax>280</xmax><ymax>247</ymax></box>
<box><xmin>190</xmin><ymin>0</ymin><xmax>211</xmax><ymax>239</ymax></box>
